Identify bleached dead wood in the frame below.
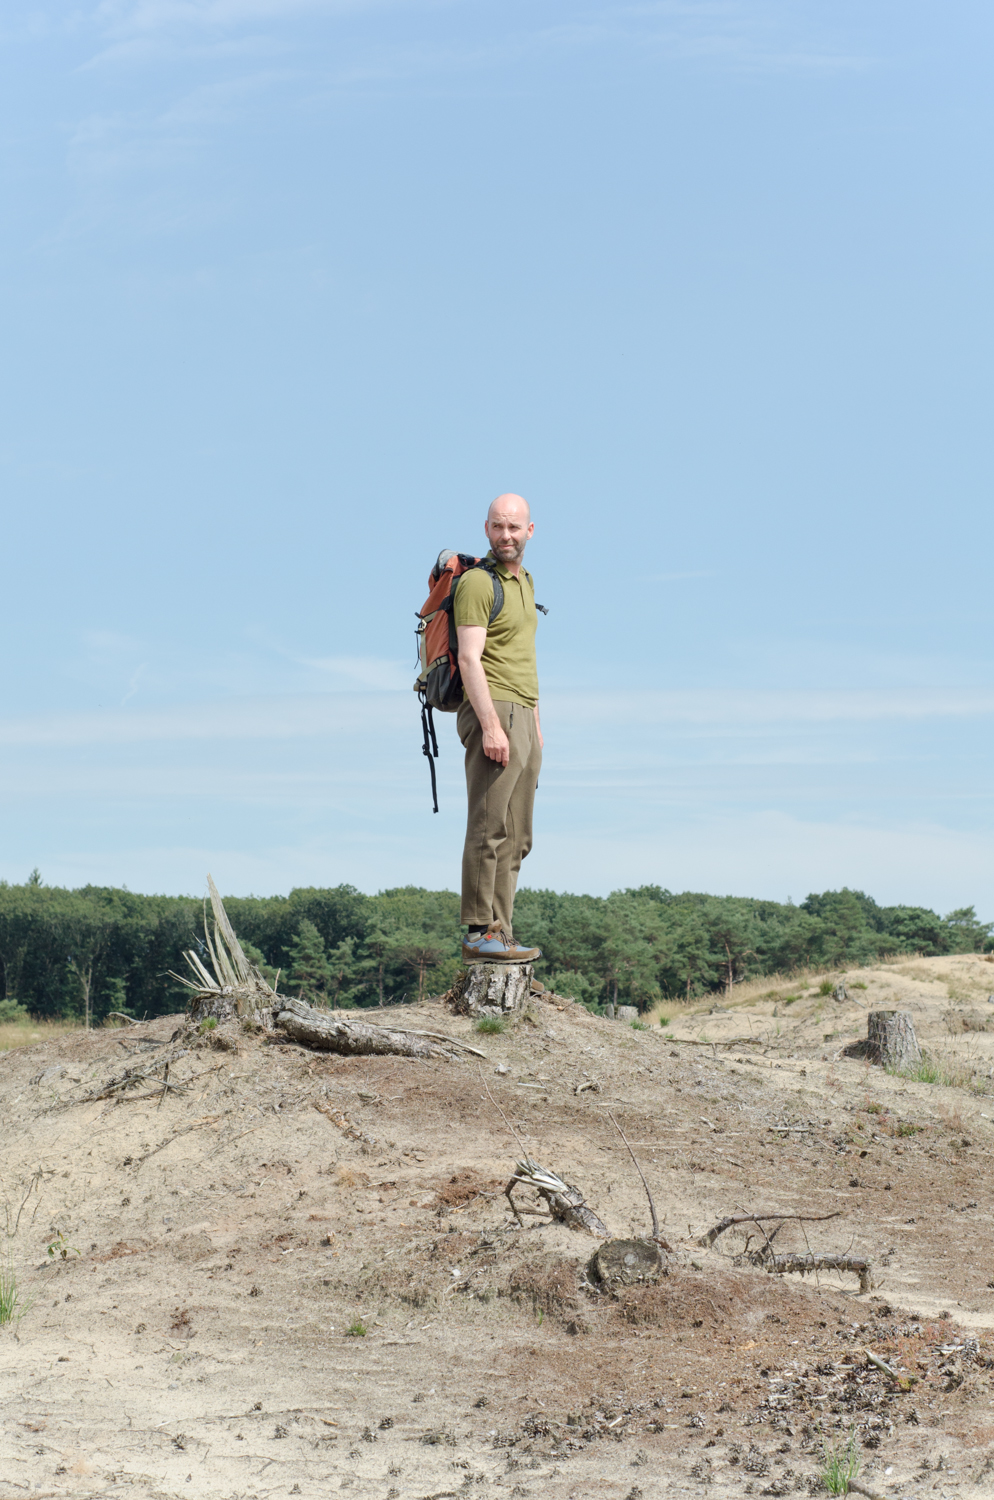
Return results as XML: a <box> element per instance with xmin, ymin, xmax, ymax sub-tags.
<box><xmin>277</xmin><ymin>994</ymin><xmax>485</xmax><ymax>1061</ymax></box>
<box><xmin>505</xmin><ymin>1157</ymin><xmax>609</xmax><ymax>1236</ymax></box>
<box><xmin>171</xmin><ymin>875</ymin><xmax>277</xmax><ymax>1028</ymax></box>
<box><xmin>445</xmin><ymin>963</ymin><xmax>533</xmax><ymax>1018</ymax></box>
<box><xmin>170</xmin><ymin>877</ymin><xmax>481</xmax><ymax>1063</ymax></box>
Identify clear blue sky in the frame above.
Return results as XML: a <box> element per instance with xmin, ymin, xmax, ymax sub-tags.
<box><xmin>2</xmin><ymin>1</ymin><xmax>992</xmax><ymax>914</ymax></box>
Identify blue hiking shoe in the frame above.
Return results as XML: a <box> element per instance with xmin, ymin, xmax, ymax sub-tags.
<box><xmin>462</xmin><ymin>927</ymin><xmax>542</xmax><ymax>964</ymax></box>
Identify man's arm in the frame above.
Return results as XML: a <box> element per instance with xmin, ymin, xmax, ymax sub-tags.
<box><xmin>533</xmin><ymin>702</ymin><xmax>543</xmax><ymax>750</ymax></box>
<box><xmin>457</xmin><ymin>624</ymin><xmax>510</xmax><ymax>766</ymax></box>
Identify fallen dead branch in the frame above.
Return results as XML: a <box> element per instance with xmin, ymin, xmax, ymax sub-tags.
<box><xmin>313</xmin><ymin>1099</ymin><xmax>377</xmax><ymax>1147</ymax></box>
<box><xmin>78</xmin><ymin>1047</ymin><xmax>191</xmax><ymax>1103</ymax></box>
<box><xmin>172</xmin><ymin>876</ymin><xmax>485</xmax><ymax>1063</ymax></box>
<box><xmin>479</xmin><ymin>1069</ymin><xmax>608</xmax><ymax>1237</ymax></box>
<box><xmin>865</xmin><ymin>1346</ymin><xmax>916</xmax><ymax>1391</ymax></box>
<box><xmin>505</xmin><ymin>1159</ymin><xmax>609</xmax><ymax>1236</ymax></box>
<box><xmin>698</xmin><ymin>1210</ymin><xmax>841</xmax><ymax>1249</ymax></box>
<box><xmin>136</xmin><ymin>1114</ymin><xmax>227</xmax><ymax>1165</ymax></box>
<box><xmin>278</xmin><ymin>996</ymin><xmax>481</xmax><ymax>1060</ymax></box>
<box><xmin>765</xmin><ymin>1251</ymin><xmax>872</xmax><ymax>1294</ymax></box>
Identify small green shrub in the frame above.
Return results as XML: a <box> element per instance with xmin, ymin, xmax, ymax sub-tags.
<box><xmin>818</xmin><ymin>980</ymin><xmax>834</xmax><ymax>997</ymax></box>
<box><xmin>0</xmin><ymin>999</ymin><xmax>30</xmax><ymax>1024</ymax></box>
<box><xmin>865</xmin><ymin>1101</ymin><xmax>883</xmax><ymax>1115</ymax></box>
<box><xmin>901</xmin><ymin>1059</ymin><xmax>943</xmax><ymax>1085</ymax></box>
<box><xmin>821</xmin><ymin>1428</ymin><xmax>861</xmax><ymax>1495</ymax></box>
<box><xmin>46</xmin><ymin>1232</ymin><xmax>79</xmax><ymax>1262</ymax></box>
<box><xmin>0</xmin><ymin>1255</ymin><xmax>22</xmax><ymax>1327</ymax></box>
<box><xmin>631</xmin><ymin>1020</ymin><xmax>649</xmax><ymax>1031</ymax></box>
<box><xmin>851</xmin><ymin>980</ymin><xmax>868</xmax><ymax>990</ymax></box>
<box><xmin>658</xmin><ymin>1016</ymin><xmax>669</xmax><ymax>1028</ymax></box>
<box><xmin>783</xmin><ymin>994</ymin><xmax>800</xmax><ymax>1006</ymax></box>
<box><xmin>474</xmin><ymin>1017</ymin><xmax>506</xmax><ymax>1036</ymax></box>
<box><xmin>345</xmin><ymin>1319</ymin><xmax>367</xmax><ymax>1338</ymax></box>
<box><xmin>896</xmin><ymin>1121</ymin><xmax>920</xmax><ymax>1137</ymax></box>
<box><xmin>197</xmin><ymin>1016</ymin><xmax>218</xmax><ymax>1034</ymax></box>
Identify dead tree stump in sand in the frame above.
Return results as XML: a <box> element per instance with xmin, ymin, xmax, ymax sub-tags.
<box><xmin>844</xmin><ymin>1009</ymin><xmax>922</xmax><ymax>1070</ymax></box>
<box><xmin>445</xmin><ymin>963</ymin><xmax>533</xmax><ymax>1019</ymax></box>
<box><xmin>589</xmin><ymin>1239</ymin><xmax>663</xmax><ymax>1287</ymax></box>
<box><xmin>867</xmin><ymin>1009</ymin><xmax>922</xmax><ymax>1069</ymax></box>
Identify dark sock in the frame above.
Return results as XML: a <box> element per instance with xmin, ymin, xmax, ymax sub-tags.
<box><xmin>467</xmin><ymin>927</ymin><xmax>486</xmax><ymax>942</ymax></box>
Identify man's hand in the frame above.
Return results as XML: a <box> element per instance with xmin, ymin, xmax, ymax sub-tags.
<box><xmin>481</xmin><ymin>715</ymin><xmax>510</xmax><ymax>766</ymax></box>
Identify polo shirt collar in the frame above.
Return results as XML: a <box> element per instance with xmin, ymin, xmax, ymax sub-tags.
<box><xmin>486</xmin><ymin>550</ymin><xmax>530</xmax><ymax>584</ymax></box>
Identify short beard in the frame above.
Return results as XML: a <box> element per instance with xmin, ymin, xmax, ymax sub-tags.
<box><xmin>491</xmin><ymin>536</ymin><xmax>526</xmax><ymax>564</ymax></box>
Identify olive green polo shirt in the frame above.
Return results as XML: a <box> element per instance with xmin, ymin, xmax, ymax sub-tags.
<box><xmin>453</xmin><ymin>551</ymin><xmax>539</xmax><ymax>710</ymax></box>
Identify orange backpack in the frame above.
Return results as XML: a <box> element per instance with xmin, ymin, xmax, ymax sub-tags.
<box><xmin>414</xmin><ymin>552</ymin><xmax>504</xmax><ymax>812</ymax></box>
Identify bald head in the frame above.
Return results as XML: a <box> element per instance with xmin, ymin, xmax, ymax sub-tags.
<box><xmin>485</xmin><ymin>492</ymin><xmax>534</xmax><ymax>575</ymax></box>
<box><xmin>487</xmin><ymin>492</ymin><xmax>531</xmax><ymax>524</ymax></box>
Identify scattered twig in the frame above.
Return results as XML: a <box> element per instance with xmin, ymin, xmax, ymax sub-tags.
<box><xmin>698</xmin><ymin>1210</ymin><xmax>841</xmax><ymax>1249</ymax></box>
<box><xmin>108</xmin><ymin>1012</ymin><xmax>138</xmax><ymax>1025</ymax></box>
<box><xmin>608</xmin><ymin>1110</ymin><xmax>670</xmax><ymax>1248</ymax></box>
<box><xmin>849</xmin><ymin>1480</ymin><xmax>888</xmax><ymax>1500</ymax></box>
<box><xmin>865</xmin><ymin>1347</ymin><xmax>916</xmax><ymax>1391</ymax></box>
<box><xmin>136</xmin><ymin>1115</ymin><xmax>226</xmax><ymax>1165</ymax></box>
<box><xmin>480</xmin><ymin>1068</ymin><xmax>528</xmax><ymax>1153</ymax></box>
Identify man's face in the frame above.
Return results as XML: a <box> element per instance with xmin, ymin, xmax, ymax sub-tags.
<box><xmin>485</xmin><ymin>497</ymin><xmax>534</xmax><ymax>566</ymax></box>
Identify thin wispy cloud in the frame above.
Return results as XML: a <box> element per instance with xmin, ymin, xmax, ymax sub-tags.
<box><xmin>1</xmin><ymin>685</ymin><xmax>991</xmax><ymax>751</ymax></box>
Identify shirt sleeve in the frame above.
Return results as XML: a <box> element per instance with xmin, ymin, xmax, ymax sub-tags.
<box><xmin>452</xmin><ymin>568</ymin><xmax>496</xmax><ymax>630</ymax></box>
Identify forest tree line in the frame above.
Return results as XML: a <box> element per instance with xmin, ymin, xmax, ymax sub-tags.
<box><xmin>0</xmin><ymin>871</ymin><xmax>990</xmax><ymax>1025</ymax></box>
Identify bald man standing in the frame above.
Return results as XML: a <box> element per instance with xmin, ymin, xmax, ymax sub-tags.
<box><xmin>455</xmin><ymin>494</ymin><xmax>544</xmax><ymax>964</ymax></box>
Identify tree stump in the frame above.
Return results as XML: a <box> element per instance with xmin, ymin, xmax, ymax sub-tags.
<box><xmin>588</xmin><ymin>1238</ymin><xmax>663</xmax><ymax>1287</ymax></box>
<box><xmin>832</xmin><ymin>981</ymin><xmax>849</xmax><ymax>1002</ymax></box>
<box><xmin>444</xmin><ymin>963</ymin><xmax>533</xmax><ymax>1019</ymax></box>
<box><xmin>867</xmin><ymin>1009</ymin><xmax>922</xmax><ymax>1069</ymax></box>
<box><xmin>844</xmin><ymin>1009</ymin><xmax>922</xmax><ymax>1069</ymax></box>
<box><xmin>186</xmin><ymin>984</ymin><xmax>275</xmax><ymax>1030</ymax></box>
<box><xmin>617</xmin><ymin>1005</ymin><xmax>639</xmax><ymax>1022</ymax></box>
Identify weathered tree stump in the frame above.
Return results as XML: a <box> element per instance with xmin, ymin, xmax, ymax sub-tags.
<box><xmin>832</xmin><ymin>981</ymin><xmax>849</xmax><ymax>1002</ymax></box>
<box><xmin>616</xmin><ymin>1005</ymin><xmax>639</xmax><ymax>1022</ymax></box>
<box><xmin>444</xmin><ymin>963</ymin><xmax>533</xmax><ymax>1018</ymax></box>
<box><xmin>844</xmin><ymin>1009</ymin><xmax>922</xmax><ymax>1070</ymax></box>
<box><xmin>588</xmin><ymin>1238</ymin><xmax>663</xmax><ymax>1287</ymax></box>
<box><xmin>867</xmin><ymin>1009</ymin><xmax>922</xmax><ymax>1069</ymax></box>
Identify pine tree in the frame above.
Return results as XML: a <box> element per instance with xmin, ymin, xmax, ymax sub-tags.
<box><xmin>288</xmin><ymin>919</ymin><xmax>332</xmax><ymax>1005</ymax></box>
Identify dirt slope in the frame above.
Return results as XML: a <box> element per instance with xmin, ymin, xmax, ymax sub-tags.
<box><xmin>2</xmin><ymin>952</ymin><xmax>994</xmax><ymax>1499</ymax></box>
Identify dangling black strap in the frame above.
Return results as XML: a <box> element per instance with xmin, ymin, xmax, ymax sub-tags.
<box><xmin>421</xmin><ymin>698</ymin><xmax>440</xmax><ymax>813</ymax></box>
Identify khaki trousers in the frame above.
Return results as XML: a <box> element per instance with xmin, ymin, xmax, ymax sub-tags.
<box><xmin>458</xmin><ymin>699</ymin><xmax>542</xmax><ymax>934</ymax></box>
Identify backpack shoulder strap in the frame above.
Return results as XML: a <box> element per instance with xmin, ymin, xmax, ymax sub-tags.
<box><xmin>471</xmin><ymin>559</ymin><xmax>504</xmax><ymax>625</ymax></box>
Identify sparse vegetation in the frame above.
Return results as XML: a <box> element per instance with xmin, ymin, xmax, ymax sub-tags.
<box><xmin>0</xmin><ymin>1253</ymin><xmax>24</xmax><ymax>1327</ymax></box>
<box><xmin>346</xmin><ymin>1319</ymin><xmax>367</xmax><ymax>1337</ymax></box>
<box><xmin>820</xmin><ymin>1427</ymin><xmax>861</xmax><ymax>1495</ymax></box>
<box><xmin>46</xmin><ymin>1232</ymin><xmax>79</xmax><ymax>1261</ymax></box>
<box><xmin>197</xmin><ymin>1016</ymin><xmax>218</xmax><ymax>1034</ymax></box>
<box><xmin>630</xmin><ymin>1019</ymin><xmax>649</xmax><ymax>1030</ymax></box>
<box><xmin>474</xmin><ymin>1017</ymin><xmax>505</xmax><ymax>1035</ymax></box>
<box><xmin>818</xmin><ymin>980</ymin><xmax>834</xmax><ymax>996</ymax></box>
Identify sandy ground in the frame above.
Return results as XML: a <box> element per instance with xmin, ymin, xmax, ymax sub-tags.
<box><xmin>2</xmin><ymin>952</ymin><xmax>994</xmax><ymax>1499</ymax></box>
